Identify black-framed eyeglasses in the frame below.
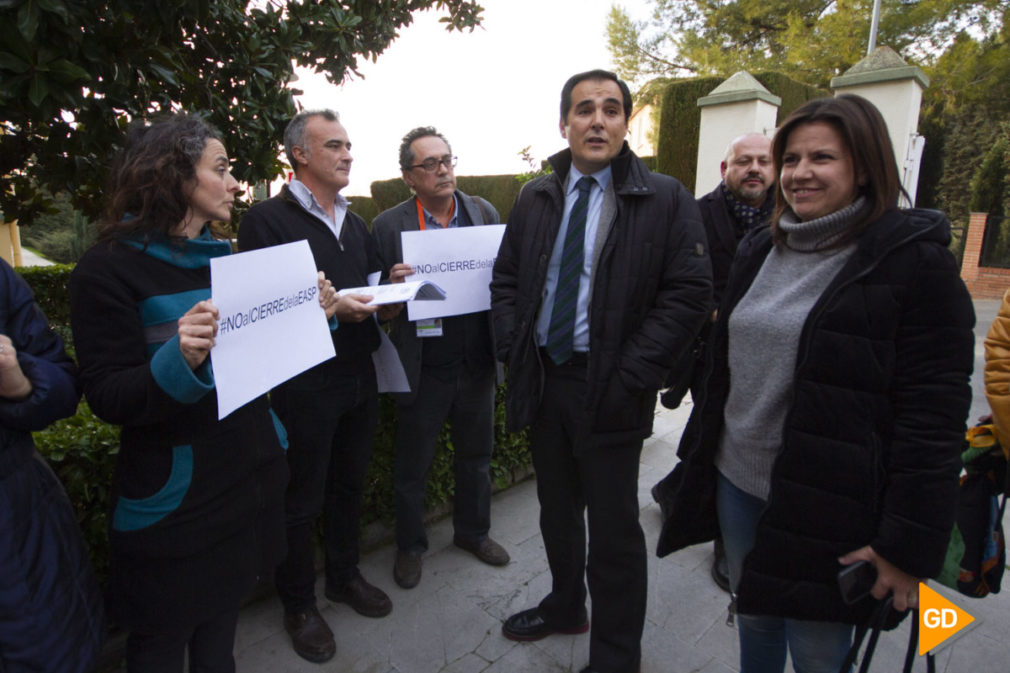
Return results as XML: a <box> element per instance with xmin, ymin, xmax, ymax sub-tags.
<box><xmin>411</xmin><ymin>155</ymin><xmax>457</xmax><ymax>173</ymax></box>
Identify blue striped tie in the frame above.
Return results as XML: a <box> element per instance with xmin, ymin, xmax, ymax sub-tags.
<box><xmin>545</xmin><ymin>176</ymin><xmax>594</xmax><ymax>365</ymax></box>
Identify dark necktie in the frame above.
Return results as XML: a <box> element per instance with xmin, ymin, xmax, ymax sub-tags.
<box><xmin>545</xmin><ymin>176</ymin><xmax>594</xmax><ymax>365</ymax></box>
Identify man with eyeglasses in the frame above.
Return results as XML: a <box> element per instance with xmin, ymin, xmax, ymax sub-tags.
<box><xmin>372</xmin><ymin>126</ymin><xmax>510</xmax><ymax>590</ymax></box>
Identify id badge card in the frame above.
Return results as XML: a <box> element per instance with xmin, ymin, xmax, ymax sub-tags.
<box><xmin>416</xmin><ymin>318</ymin><xmax>443</xmax><ymax>338</ymax></box>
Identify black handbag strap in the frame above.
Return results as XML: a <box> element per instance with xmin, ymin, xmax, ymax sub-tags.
<box><xmin>840</xmin><ymin>596</ymin><xmax>935</xmax><ymax>673</ymax></box>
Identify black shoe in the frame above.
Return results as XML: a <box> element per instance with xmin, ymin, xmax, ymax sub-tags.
<box><xmin>711</xmin><ymin>538</ymin><xmax>730</xmax><ymax>593</ymax></box>
<box><xmin>453</xmin><ymin>535</ymin><xmax>510</xmax><ymax>566</ymax></box>
<box><xmin>651</xmin><ymin>481</ymin><xmax>673</xmax><ymax>521</ymax></box>
<box><xmin>283</xmin><ymin>607</ymin><xmax>336</xmax><ymax>663</ymax></box>
<box><xmin>325</xmin><ymin>574</ymin><xmax>392</xmax><ymax>618</ymax></box>
<box><xmin>393</xmin><ymin>550</ymin><xmax>422</xmax><ymax>589</ymax></box>
<box><xmin>501</xmin><ymin>607</ymin><xmax>589</xmax><ymax>642</ymax></box>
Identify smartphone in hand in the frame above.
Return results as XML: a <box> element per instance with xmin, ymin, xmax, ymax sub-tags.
<box><xmin>838</xmin><ymin>560</ymin><xmax>877</xmax><ymax>605</ymax></box>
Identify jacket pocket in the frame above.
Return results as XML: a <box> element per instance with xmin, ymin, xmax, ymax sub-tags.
<box><xmin>112</xmin><ymin>445</ymin><xmax>193</xmax><ymax>532</ymax></box>
<box><xmin>593</xmin><ymin>373</ymin><xmax>652</xmax><ymax>435</ymax></box>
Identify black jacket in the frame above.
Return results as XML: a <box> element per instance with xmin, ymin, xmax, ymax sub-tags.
<box><xmin>697</xmin><ymin>182</ymin><xmax>773</xmax><ymax>307</ymax></box>
<box><xmin>71</xmin><ymin>232</ymin><xmax>288</xmax><ymax>630</ymax></box>
<box><xmin>238</xmin><ymin>185</ymin><xmax>382</xmax><ymax>368</ymax></box>
<box><xmin>656</xmin><ymin>208</ymin><xmax>975</xmax><ymax>625</ymax></box>
<box><xmin>490</xmin><ymin>144</ymin><xmax>712</xmax><ymax>446</ymax></box>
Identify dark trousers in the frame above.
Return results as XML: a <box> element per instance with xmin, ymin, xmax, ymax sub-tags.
<box><xmin>271</xmin><ymin>363</ymin><xmax>378</xmax><ymax>614</ymax></box>
<box><xmin>530</xmin><ymin>360</ymin><xmax>646</xmax><ymax>673</ymax></box>
<box><xmin>125</xmin><ymin>609</ymin><xmax>238</xmax><ymax>673</ymax></box>
<box><xmin>394</xmin><ymin>363</ymin><xmax>495</xmax><ymax>552</ymax></box>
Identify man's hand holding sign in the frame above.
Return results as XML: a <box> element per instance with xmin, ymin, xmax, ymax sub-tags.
<box><xmin>400</xmin><ymin>224</ymin><xmax>506</xmax><ymax>320</ymax></box>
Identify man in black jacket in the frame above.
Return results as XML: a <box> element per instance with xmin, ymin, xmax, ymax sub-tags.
<box><xmin>654</xmin><ymin>132</ymin><xmax>775</xmax><ymax>592</ymax></box>
<box><xmin>238</xmin><ymin>109</ymin><xmax>396</xmax><ymax>664</ymax></box>
<box><xmin>698</xmin><ymin>132</ymin><xmax>775</xmax><ymax>307</ymax></box>
<box><xmin>372</xmin><ymin>127</ymin><xmax>509</xmax><ymax>590</ymax></box>
<box><xmin>490</xmin><ymin>69</ymin><xmax>712</xmax><ymax>673</ymax></box>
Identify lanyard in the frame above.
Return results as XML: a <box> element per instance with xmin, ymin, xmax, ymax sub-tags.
<box><xmin>416</xmin><ymin>197</ymin><xmax>455</xmax><ymax>231</ymax></box>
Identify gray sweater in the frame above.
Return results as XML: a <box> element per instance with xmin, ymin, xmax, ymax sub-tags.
<box><xmin>715</xmin><ymin>199</ymin><xmax>867</xmax><ymax>499</ymax></box>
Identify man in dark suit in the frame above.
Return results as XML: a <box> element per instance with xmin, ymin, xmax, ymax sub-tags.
<box><xmin>490</xmin><ymin>70</ymin><xmax>712</xmax><ymax>673</ymax></box>
<box><xmin>653</xmin><ymin>131</ymin><xmax>775</xmax><ymax>591</ymax></box>
<box><xmin>372</xmin><ymin>127</ymin><xmax>510</xmax><ymax>591</ymax></box>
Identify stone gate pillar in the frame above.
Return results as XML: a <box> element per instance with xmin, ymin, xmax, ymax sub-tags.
<box><xmin>831</xmin><ymin>47</ymin><xmax>929</xmax><ymax>205</ymax></box>
<box><xmin>695</xmin><ymin>71</ymin><xmax>780</xmax><ymax>196</ymax></box>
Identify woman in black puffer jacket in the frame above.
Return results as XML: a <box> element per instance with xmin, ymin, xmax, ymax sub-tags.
<box><xmin>657</xmin><ymin>94</ymin><xmax>974</xmax><ymax>673</ymax></box>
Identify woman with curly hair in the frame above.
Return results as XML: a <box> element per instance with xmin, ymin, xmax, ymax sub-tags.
<box><xmin>70</xmin><ymin>113</ymin><xmax>336</xmax><ymax>672</ymax></box>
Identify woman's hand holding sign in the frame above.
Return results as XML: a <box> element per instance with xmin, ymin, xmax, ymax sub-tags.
<box><xmin>178</xmin><ymin>300</ymin><xmax>219</xmax><ymax>370</ymax></box>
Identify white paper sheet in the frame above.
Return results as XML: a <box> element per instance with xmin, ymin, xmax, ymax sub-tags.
<box><xmin>210</xmin><ymin>240</ymin><xmax>335</xmax><ymax>419</ymax></box>
<box><xmin>401</xmin><ymin>224</ymin><xmax>505</xmax><ymax>321</ymax></box>
<box><xmin>372</xmin><ymin>326</ymin><xmax>410</xmax><ymax>393</ymax></box>
<box><xmin>338</xmin><ymin>279</ymin><xmax>446</xmax><ymax>305</ymax></box>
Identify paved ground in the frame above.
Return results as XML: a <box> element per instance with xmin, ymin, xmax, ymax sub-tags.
<box><xmin>176</xmin><ymin>300</ymin><xmax>1010</xmax><ymax>672</ymax></box>
<box><xmin>18</xmin><ymin>248</ymin><xmax>54</xmax><ymax>266</ymax></box>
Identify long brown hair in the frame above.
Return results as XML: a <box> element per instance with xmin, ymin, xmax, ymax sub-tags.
<box><xmin>771</xmin><ymin>94</ymin><xmax>904</xmax><ymax>245</ymax></box>
<box><xmin>99</xmin><ymin>113</ymin><xmax>221</xmax><ymax>241</ymax></box>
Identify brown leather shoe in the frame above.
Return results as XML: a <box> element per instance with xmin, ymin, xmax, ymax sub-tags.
<box><xmin>325</xmin><ymin>574</ymin><xmax>392</xmax><ymax>618</ymax></box>
<box><xmin>393</xmin><ymin>550</ymin><xmax>422</xmax><ymax>589</ymax></box>
<box><xmin>454</xmin><ymin>535</ymin><xmax>510</xmax><ymax>566</ymax></box>
<box><xmin>283</xmin><ymin>606</ymin><xmax>335</xmax><ymax>663</ymax></box>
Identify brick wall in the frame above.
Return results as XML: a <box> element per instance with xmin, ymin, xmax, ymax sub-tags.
<box><xmin>961</xmin><ymin>212</ymin><xmax>1010</xmax><ymax>299</ymax></box>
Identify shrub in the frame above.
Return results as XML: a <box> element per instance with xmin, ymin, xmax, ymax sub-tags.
<box><xmin>369</xmin><ymin>175</ymin><xmax>522</xmax><ymax>223</ymax></box>
<box><xmin>654</xmin><ymin>72</ymin><xmax>826</xmax><ymax>191</ymax></box>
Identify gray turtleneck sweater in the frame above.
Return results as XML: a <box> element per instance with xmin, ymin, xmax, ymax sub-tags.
<box><xmin>715</xmin><ymin>198</ymin><xmax>867</xmax><ymax>500</ymax></box>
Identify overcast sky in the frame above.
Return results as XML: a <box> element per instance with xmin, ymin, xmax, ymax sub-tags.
<box><xmin>292</xmin><ymin>0</ymin><xmax>650</xmax><ymax>197</ymax></box>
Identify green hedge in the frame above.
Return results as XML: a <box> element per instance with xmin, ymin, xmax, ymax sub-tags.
<box><xmin>19</xmin><ymin>264</ymin><xmax>531</xmax><ymax>583</ymax></box>
<box><xmin>752</xmin><ymin>72</ymin><xmax>829</xmax><ymax>125</ymax></box>
<box><xmin>369</xmin><ymin>175</ymin><xmax>522</xmax><ymax>223</ymax></box>
<box><xmin>347</xmin><ymin>194</ymin><xmax>379</xmax><ymax>227</ymax></box>
<box><xmin>654</xmin><ymin>72</ymin><xmax>828</xmax><ymax>191</ymax></box>
<box><xmin>655</xmin><ymin>76</ymin><xmax>724</xmax><ymax>189</ymax></box>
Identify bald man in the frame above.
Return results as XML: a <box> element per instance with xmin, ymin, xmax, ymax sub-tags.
<box><xmin>702</xmin><ymin>133</ymin><xmax>776</xmax><ymax>305</ymax></box>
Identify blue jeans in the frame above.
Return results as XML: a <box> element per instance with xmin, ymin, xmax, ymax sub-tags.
<box><xmin>717</xmin><ymin>473</ymin><xmax>852</xmax><ymax>673</ymax></box>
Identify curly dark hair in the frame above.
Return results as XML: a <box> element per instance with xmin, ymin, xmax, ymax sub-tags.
<box><xmin>99</xmin><ymin>113</ymin><xmax>221</xmax><ymax>240</ymax></box>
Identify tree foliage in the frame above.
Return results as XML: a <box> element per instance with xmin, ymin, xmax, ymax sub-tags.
<box><xmin>918</xmin><ymin>19</ymin><xmax>1010</xmax><ymax>224</ymax></box>
<box><xmin>607</xmin><ymin>0</ymin><xmax>1007</xmax><ymax>89</ymax></box>
<box><xmin>0</xmin><ymin>0</ymin><xmax>484</xmax><ymax>225</ymax></box>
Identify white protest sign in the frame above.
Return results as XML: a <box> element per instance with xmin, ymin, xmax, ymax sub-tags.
<box><xmin>210</xmin><ymin>240</ymin><xmax>335</xmax><ymax>419</ymax></box>
<box><xmin>401</xmin><ymin>224</ymin><xmax>505</xmax><ymax>321</ymax></box>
